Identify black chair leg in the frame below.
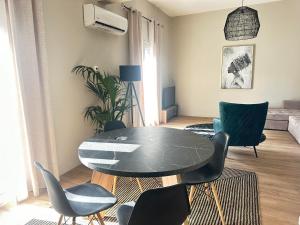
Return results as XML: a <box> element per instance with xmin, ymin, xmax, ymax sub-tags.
<box><xmin>253</xmin><ymin>146</ymin><xmax>258</xmax><ymax>158</ymax></box>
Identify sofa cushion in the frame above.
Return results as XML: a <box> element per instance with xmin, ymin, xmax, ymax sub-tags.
<box><xmin>267</xmin><ymin>108</ymin><xmax>300</xmax><ymax>121</ymax></box>
<box><xmin>265</xmin><ymin>120</ymin><xmax>288</xmax><ymax>130</ymax></box>
<box><xmin>284</xmin><ymin>100</ymin><xmax>300</xmax><ymax>110</ymax></box>
<box><xmin>288</xmin><ymin>116</ymin><xmax>300</xmax><ymax>144</ymax></box>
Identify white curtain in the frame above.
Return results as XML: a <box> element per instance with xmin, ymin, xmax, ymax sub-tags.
<box><xmin>0</xmin><ymin>0</ymin><xmax>58</xmax><ymax>202</ymax></box>
<box><xmin>153</xmin><ymin>21</ymin><xmax>161</xmax><ymax>125</ymax></box>
<box><xmin>127</xmin><ymin>7</ymin><xmax>162</xmax><ymax>127</ymax></box>
<box><xmin>142</xmin><ymin>20</ymin><xmax>161</xmax><ymax>126</ymax></box>
<box><xmin>128</xmin><ymin>9</ymin><xmax>144</xmax><ymax>127</ymax></box>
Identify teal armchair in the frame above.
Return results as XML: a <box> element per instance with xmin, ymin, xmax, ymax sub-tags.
<box><xmin>213</xmin><ymin>102</ymin><xmax>269</xmax><ymax>158</ymax></box>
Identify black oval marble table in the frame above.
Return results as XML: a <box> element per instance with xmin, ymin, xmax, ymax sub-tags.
<box><xmin>78</xmin><ymin>127</ymin><xmax>214</xmax><ymax>189</ymax></box>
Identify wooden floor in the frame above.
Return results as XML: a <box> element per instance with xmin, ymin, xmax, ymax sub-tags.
<box><xmin>1</xmin><ymin>116</ymin><xmax>300</xmax><ymax>225</ymax></box>
<box><xmin>162</xmin><ymin>117</ymin><xmax>300</xmax><ymax>225</ymax></box>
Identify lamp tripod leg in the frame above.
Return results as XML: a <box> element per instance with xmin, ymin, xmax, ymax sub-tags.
<box><xmin>130</xmin><ymin>83</ymin><xmax>134</xmax><ymax>126</ymax></box>
<box><xmin>121</xmin><ymin>83</ymin><xmax>130</xmax><ymax>121</ymax></box>
<box><xmin>132</xmin><ymin>83</ymin><xmax>145</xmax><ymax>126</ymax></box>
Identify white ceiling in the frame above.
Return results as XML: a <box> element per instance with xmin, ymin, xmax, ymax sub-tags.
<box><xmin>148</xmin><ymin>0</ymin><xmax>282</xmax><ymax>17</ymax></box>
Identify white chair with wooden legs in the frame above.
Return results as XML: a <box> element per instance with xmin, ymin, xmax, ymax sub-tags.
<box><xmin>181</xmin><ymin>132</ymin><xmax>229</xmax><ymax>225</ymax></box>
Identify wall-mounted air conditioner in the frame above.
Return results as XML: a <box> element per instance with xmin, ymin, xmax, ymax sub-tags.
<box><xmin>83</xmin><ymin>4</ymin><xmax>128</xmax><ymax>35</ymax></box>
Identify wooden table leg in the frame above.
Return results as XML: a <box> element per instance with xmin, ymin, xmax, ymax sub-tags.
<box><xmin>91</xmin><ymin>171</ymin><xmax>115</xmax><ymax>192</ymax></box>
<box><xmin>189</xmin><ymin>185</ymin><xmax>196</xmax><ymax>203</ymax></box>
<box><xmin>112</xmin><ymin>176</ymin><xmax>118</xmax><ymax>195</ymax></box>
<box><xmin>161</xmin><ymin>175</ymin><xmax>182</xmax><ymax>187</ymax></box>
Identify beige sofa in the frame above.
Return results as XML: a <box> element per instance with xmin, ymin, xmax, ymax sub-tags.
<box><xmin>288</xmin><ymin>116</ymin><xmax>300</xmax><ymax>144</ymax></box>
<box><xmin>265</xmin><ymin>100</ymin><xmax>300</xmax><ymax>144</ymax></box>
<box><xmin>265</xmin><ymin>100</ymin><xmax>300</xmax><ymax>131</ymax></box>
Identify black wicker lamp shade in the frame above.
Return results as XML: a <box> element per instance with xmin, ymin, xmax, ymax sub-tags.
<box><xmin>224</xmin><ymin>6</ymin><xmax>260</xmax><ymax>41</ymax></box>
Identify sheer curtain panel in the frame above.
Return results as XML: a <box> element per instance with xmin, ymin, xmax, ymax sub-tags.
<box><xmin>0</xmin><ymin>0</ymin><xmax>58</xmax><ymax>202</ymax></box>
<box><xmin>142</xmin><ymin>20</ymin><xmax>161</xmax><ymax>126</ymax></box>
<box><xmin>128</xmin><ymin>9</ymin><xmax>144</xmax><ymax>127</ymax></box>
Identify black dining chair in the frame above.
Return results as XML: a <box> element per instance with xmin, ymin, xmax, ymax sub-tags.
<box><xmin>104</xmin><ymin>120</ymin><xmax>126</xmax><ymax>132</ymax></box>
<box><xmin>104</xmin><ymin>120</ymin><xmax>144</xmax><ymax>194</ymax></box>
<box><xmin>117</xmin><ymin>184</ymin><xmax>191</xmax><ymax>225</ymax></box>
<box><xmin>34</xmin><ymin>162</ymin><xmax>117</xmax><ymax>225</ymax></box>
<box><xmin>181</xmin><ymin>132</ymin><xmax>229</xmax><ymax>225</ymax></box>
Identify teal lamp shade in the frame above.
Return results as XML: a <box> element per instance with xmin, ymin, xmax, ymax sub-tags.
<box><xmin>119</xmin><ymin>65</ymin><xmax>141</xmax><ymax>81</ymax></box>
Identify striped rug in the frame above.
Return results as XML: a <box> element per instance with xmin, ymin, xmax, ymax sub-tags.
<box><xmin>184</xmin><ymin>123</ymin><xmax>215</xmax><ymax>139</ymax></box>
<box><xmin>26</xmin><ymin>168</ymin><xmax>260</xmax><ymax>225</ymax></box>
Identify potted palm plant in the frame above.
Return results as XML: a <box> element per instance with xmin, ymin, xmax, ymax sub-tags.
<box><xmin>72</xmin><ymin>65</ymin><xmax>130</xmax><ymax>133</ymax></box>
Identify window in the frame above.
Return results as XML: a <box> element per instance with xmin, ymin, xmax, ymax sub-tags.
<box><xmin>142</xmin><ymin>20</ymin><xmax>159</xmax><ymax>126</ymax></box>
<box><xmin>0</xmin><ymin>0</ymin><xmax>28</xmax><ymax>203</ymax></box>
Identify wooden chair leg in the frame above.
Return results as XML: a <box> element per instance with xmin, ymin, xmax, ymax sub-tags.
<box><xmin>99</xmin><ymin>211</ymin><xmax>106</xmax><ymax>222</ymax></box>
<box><xmin>210</xmin><ymin>183</ymin><xmax>226</xmax><ymax>225</ymax></box>
<box><xmin>183</xmin><ymin>218</ymin><xmax>190</xmax><ymax>225</ymax></box>
<box><xmin>89</xmin><ymin>215</ymin><xmax>95</xmax><ymax>225</ymax></box>
<box><xmin>96</xmin><ymin>213</ymin><xmax>106</xmax><ymax>225</ymax></box>
<box><xmin>58</xmin><ymin>215</ymin><xmax>63</xmax><ymax>225</ymax></box>
<box><xmin>189</xmin><ymin>185</ymin><xmax>196</xmax><ymax>203</ymax></box>
<box><xmin>112</xmin><ymin>176</ymin><xmax>118</xmax><ymax>195</ymax></box>
<box><xmin>136</xmin><ymin>178</ymin><xmax>143</xmax><ymax>192</ymax></box>
<box><xmin>204</xmin><ymin>183</ymin><xmax>211</xmax><ymax>200</ymax></box>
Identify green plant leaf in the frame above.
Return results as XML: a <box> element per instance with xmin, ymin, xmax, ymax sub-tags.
<box><xmin>72</xmin><ymin>65</ymin><xmax>131</xmax><ymax>132</ymax></box>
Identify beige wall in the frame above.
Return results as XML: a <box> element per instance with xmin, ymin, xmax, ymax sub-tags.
<box><xmin>42</xmin><ymin>0</ymin><xmax>171</xmax><ymax>175</ymax></box>
<box><xmin>171</xmin><ymin>0</ymin><xmax>300</xmax><ymax>117</ymax></box>
<box><xmin>41</xmin><ymin>0</ymin><xmax>299</xmax><ymax>174</ymax></box>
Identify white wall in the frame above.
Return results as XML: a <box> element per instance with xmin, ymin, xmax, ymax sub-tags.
<box><xmin>42</xmin><ymin>0</ymin><xmax>171</xmax><ymax>175</ymax></box>
<box><xmin>171</xmin><ymin>0</ymin><xmax>300</xmax><ymax>117</ymax></box>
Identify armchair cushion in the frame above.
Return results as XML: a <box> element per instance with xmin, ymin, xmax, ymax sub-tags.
<box><xmin>213</xmin><ymin>102</ymin><xmax>268</xmax><ymax>147</ymax></box>
<box><xmin>213</xmin><ymin>118</ymin><xmax>222</xmax><ymax>133</ymax></box>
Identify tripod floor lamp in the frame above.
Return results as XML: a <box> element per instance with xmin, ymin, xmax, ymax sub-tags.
<box><xmin>120</xmin><ymin>65</ymin><xmax>145</xmax><ymax>126</ymax></box>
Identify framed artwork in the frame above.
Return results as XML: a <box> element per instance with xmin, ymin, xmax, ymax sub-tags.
<box><xmin>221</xmin><ymin>45</ymin><xmax>255</xmax><ymax>89</ymax></box>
